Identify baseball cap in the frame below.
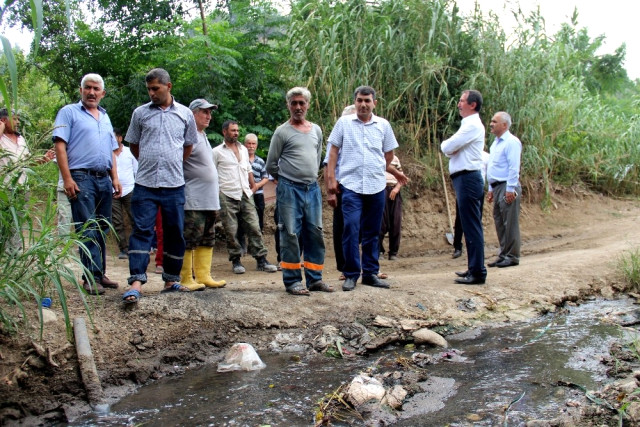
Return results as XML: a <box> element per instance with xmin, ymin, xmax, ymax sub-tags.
<box><xmin>189</xmin><ymin>99</ymin><xmax>218</xmax><ymax>111</ymax></box>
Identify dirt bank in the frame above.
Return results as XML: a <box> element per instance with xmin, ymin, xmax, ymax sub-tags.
<box><xmin>1</xmin><ymin>187</ymin><xmax>639</xmax><ymax>423</ymax></box>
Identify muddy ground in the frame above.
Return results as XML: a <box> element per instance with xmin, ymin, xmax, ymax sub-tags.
<box><xmin>1</xmin><ymin>185</ymin><xmax>639</xmax><ymax>424</ymax></box>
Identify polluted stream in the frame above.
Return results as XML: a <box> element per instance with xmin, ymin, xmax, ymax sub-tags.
<box><xmin>75</xmin><ymin>297</ymin><xmax>639</xmax><ymax>426</ymax></box>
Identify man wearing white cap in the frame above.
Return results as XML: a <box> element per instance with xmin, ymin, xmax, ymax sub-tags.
<box><xmin>179</xmin><ymin>99</ymin><xmax>227</xmax><ymax>290</ymax></box>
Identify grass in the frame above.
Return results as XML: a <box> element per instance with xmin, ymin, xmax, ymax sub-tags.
<box><xmin>617</xmin><ymin>248</ymin><xmax>640</xmax><ymax>292</ymax></box>
<box><xmin>0</xmin><ymin>155</ymin><xmax>96</xmax><ymax>340</ymax></box>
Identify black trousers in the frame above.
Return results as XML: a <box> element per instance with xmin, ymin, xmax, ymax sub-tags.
<box><xmin>379</xmin><ymin>186</ymin><xmax>403</xmax><ymax>256</ymax></box>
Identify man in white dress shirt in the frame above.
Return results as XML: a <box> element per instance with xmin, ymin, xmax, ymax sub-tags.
<box><xmin>487</xmin><ymin>111</ymin><xmax>522</xmax><ymax>268</ymax></box>
<box><xmin>441</xmin><ymin>90</ymin><xmax>487</xmax><ymax>285</ymax></box>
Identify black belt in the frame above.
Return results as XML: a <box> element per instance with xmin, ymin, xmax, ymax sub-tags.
<box><xmin>450</xmin><ymin>169</ymin><xmax>478</xmax><ymax>180</ymax></box>
<box><xmin>490</xmin><ymin>180</ymin><xmax>506</xmax><ymax>186</ymax></box>
<box><xmin>70</xmin><ymin>168</ymin><xmax>110</xmax><ymax>178</ymax></box>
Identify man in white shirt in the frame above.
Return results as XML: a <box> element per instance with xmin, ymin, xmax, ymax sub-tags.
<box><xmin>111</xmin><ymin>128</ymin><xmax>138</xmax><ymax>259</ymax></box>
<box><xmin>212</xmin><ymin>120</ymin><xmax>277</xmax><ymax>274</ymax></box>
<box><xmin>441</xmin><ymin>90</ymin><xmax>487</xmax><ymax>285</ymax></box>
<box><xmin>487</xmin><ymin>111</ymin><xmax>522</xmax><ymax>268</ymax></box>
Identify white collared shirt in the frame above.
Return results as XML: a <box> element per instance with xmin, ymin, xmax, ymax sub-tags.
<box><xmin>115</xmin><ymin>146</ymin><xmax>138</xmax><ymax>197</ymax></box>
<box><xmin>212</xmin><ymin>141</ymin><xmax>252</xmax><ymax>200</ymax></box>
<box><xmin>441</xmin><ymin>113</ymin><xmax>485</xmax><ymax>175</ymax></box>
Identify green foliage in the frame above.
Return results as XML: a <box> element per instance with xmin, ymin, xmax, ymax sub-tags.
<box><xmin>0</xmin><ymin>154</ymin><xmax>95</xmax><ymax>339</ymax></box>
<box><xmin>3</xmin><ymin>0</ymin><xmax>640</xmax><ymax>199</ymax></box>
<box><xmin>289</xmin><ymin>0</ymin><xmax>640</xmax><ymax>197</ymax></box>
<box><xmin>617</xmin><ymin>248</ymin><xmax>640</xmax><ymax>292</ymax></box>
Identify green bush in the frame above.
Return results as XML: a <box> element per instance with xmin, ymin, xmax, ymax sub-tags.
<box><xmin>0</xmin><ymin>154</ymin><xmax>95</xmax><ymax>339</ymax></box>
<box><xmin>617</xmin><ymin>248</ymin><xmax>640</xmax><ymax>292</ymax></box>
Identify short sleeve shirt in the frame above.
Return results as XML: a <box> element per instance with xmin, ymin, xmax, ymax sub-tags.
<box><xmin>125</xmin><ymin>99</ymin><xmax>198</xmax><ymax>188</ymax></box>
<box><xmin>184</xmin><ymin>131</ymin><xmax>220</xmax><ymax>210</ymax></box>
<box><xmin>250</xmin><ymin>155</ymin><xmax>268</xmax><ymax>195</ymax></box>
<box><xmin>327</xmin><ymin>113</ymin><xmax>398</xmax><ymax>194</ymax></box>
<box><xmin>52</xmin><ymin>101</ymin><xmax>117</xmax><ymax>171</ymax></box>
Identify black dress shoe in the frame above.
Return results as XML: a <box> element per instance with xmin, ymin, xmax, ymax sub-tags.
<box><xmin>342</xmin><ymin>277</ymin><xmax>357</xmax><ymax>291</ymax></box>
<box><xmin>361</xmin><ymin>275</ymin><xmax>390</xmax><ymax>288</ymax></box>
<box><xmin>452</xmin><ymin>249</ymin><xmax>462</xmax><ymax>259</ymax></box>
<box><xmin>496</xmin><ymin>259</ymin><xmax>519</xmax><ymax>268</ymax></box>
<box><xmin>455</xmin><ymin>270</ymin><xmax>469</xmax><ymax>277</ymax></box>
<box><xmin>487</xmin><ymin>258</ymin><xmax>504</xmax><ymax>267</ymax></box>
<box><xmin>454</xmin><ymin>275</ymin><xmax>486</xmax><ymax>285</ymax></box>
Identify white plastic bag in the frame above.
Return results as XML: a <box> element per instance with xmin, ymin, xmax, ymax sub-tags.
<box><xmin>217</xmin><ymin>343</ymin><xmax>267</xmax><ymax>372</ymax></box>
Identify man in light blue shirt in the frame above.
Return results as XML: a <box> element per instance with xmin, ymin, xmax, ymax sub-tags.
<box><xmin>53</xmin><ymin>73</ymin><xmax>121</xmax><ymax>295</ymax></box>
<box><xmin>487</xmin><ymin>112</ymin><xmax>522</xmax><ymax>268</ymax></box>
<box><xmin>441</xmin><ymin>89</ymin><xmax>487</xmax><ymax>285</ymax></box>
<box><xmin>326</xmin><ymin>86</ymin><xmax>408</xmax><ymax>292</ymax></box>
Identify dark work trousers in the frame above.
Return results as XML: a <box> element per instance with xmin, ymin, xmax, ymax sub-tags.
<box><xmin>111</xmin><ymin>191</ymin><xmax>133</xmax><ymax>253</ymax></box>
<box><xmin>332</xmin><ymin>192</ymin><xmax>345</xmax><ymax>272</ymax></box>
<box><xmin>453</xmin><ymin>195</ymin><xmax>484</xmax><ymax>251</ymax></box>
<box><xmin>237</xmin><ymin>192</ymin><xmax>265</xmax><ymax>252</ymax></box>
<box><xmin>491</xmin><ymin>182</ymin><xmax>521</xmax><ymax>262</ymax></box>
<box><xmin>379</xmin><ymin>186</ymin><xmax>403</xmax><ymax>256</ymax></box>
<box><xmin>452</xmin><ymin>170</ymin><xmax>486</xmax><ymax>279</ymax></box>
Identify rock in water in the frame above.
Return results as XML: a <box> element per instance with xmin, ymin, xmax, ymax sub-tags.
<box><xmin>412</xmin><ymin>328</ymin><xmax>448</xmax><ymax>348</ymax></box>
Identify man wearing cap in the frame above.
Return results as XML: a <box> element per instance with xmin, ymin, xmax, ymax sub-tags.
<box><xmin>123</xmin><ymin>68</ymin><xmax>198</xmax><ymax>304</ymax></box>
<box><xmin>53</xmin><ymin>73</ymin><xmax>122</xmax><ymax>295</ymax></box>
<box><xmin>179</xmin><ymin>99</ymin><xmax>226</xmax><ymax>291</ymax></box>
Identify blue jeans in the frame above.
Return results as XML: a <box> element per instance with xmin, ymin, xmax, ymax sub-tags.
<box><xmin>69</xmin><ymin>171</ymin><xmax>113</xmax><ymax>282</ymax></box>
<box><xmin>128</xmin><ymin>184</ymin><xmax>185</xmax><ymax>285</ymax></box>
<box><xmin>452</xmin><ymin>170</ymin><xmax>486</xmax><ymax>278</ymax></box>
<box><xmin>277</xmin><ymin>177</ymin><xmax>325</xmax><ymax>289</ymax></box>
<box><xmin>341</xmin><ymin>186</ymin><xmax>385</xmax><ymax>281</ymax></box>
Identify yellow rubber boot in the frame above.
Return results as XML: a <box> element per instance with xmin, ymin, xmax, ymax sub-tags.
<box><xmin>194</xmin><ymin>246</ymin><xmax>226</xmax><ymax>288</ymax></box>
<box><xmin>180</xmin><ymin>249</ymin><xmax>205</xmax><ymax>291</ymax></box>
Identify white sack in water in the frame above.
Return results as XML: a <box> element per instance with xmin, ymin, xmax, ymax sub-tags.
<box><xmin>346</xmin><ymin>374</ymin><xmax>386</xmax><ymax>406</ymax></box>
<box><xmin>217</xmin><ymin>343</ymin><xmax>267</xmax><ymax>372</ymax></box>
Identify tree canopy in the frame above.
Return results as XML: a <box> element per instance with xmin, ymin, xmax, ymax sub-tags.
<box><xmin>1</xmin><ymin>0</ymin><xmax>639</xmax><ymax>196</ymax></box>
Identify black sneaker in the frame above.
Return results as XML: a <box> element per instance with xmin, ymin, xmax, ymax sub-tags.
<box><xmin>232</xmin><ymin>258</ymin><xmax>246</xmax><ymax>274</ymax></box>
<box><xmin>256</xmin><ymin>256</ymin><xmax>277</xmax><ymax>272</ymax></box>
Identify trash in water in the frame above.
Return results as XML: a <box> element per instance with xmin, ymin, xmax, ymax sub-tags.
<box><xmin>217</xmin><ymin>343</ymin><xmax>267</xmax><ymax>372</ymax></box>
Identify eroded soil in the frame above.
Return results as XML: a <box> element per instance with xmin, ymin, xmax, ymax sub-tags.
<box><xmin>1</xmin><ymin>187</ymin><xmax>639</xmax><ymax>424</ymax></box>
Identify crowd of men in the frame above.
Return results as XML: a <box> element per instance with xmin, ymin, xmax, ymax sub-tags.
<box><xmin>1</xmin><ymin>68</ymin><xmax>522</xmax><ymax>302</ymax></box>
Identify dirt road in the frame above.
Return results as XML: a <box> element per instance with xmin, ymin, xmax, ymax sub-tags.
<box><xmin>1</xmin><ymin>190</ymin><xmax>639</xmax><ymax>423</ymax></box>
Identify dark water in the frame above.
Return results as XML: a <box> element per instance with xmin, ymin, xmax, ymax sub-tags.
<box><xmin>74</xmin><ymin>298</ymin><xmax>639</xmax><ymax>426</ymax></box>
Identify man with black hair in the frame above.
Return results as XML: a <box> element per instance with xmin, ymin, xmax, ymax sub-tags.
<box><xmin>441</xmin><ymin>90</ymin><xmax>487</xmax><ymax>285</ymax></box>
<box><xmin>123</xmin><ymin>68</ymin><xmax>198</xmax><ymax>303</ymax></box>
<box><xmin>326</xmin><ymin>86</ymin><xmax>408</xmax><ymax>292</ymax></box>
<box><xmin>213</xmin><ymin>120</ymin><xmax>277</xmax><ymax>275</ymax></box>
